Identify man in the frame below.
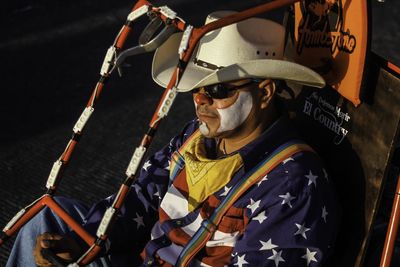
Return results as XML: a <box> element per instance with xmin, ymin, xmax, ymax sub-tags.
<box><xmin>7</xmin><ymin>11</ymin><xmax>339</xmax><ymax>267</ymax></box>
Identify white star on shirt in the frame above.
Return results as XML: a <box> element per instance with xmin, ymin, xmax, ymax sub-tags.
<box><xmin>279</xmin><ymin>192</ymin><xmax>296</xmax><ymax>208</ymax></box>
<box><xmin>267</xmin><ymin>249</ymin><xmax>285</xmax><ymax>267</ymax></box>
<box><xmin>323</xmin><ymin>168</ymin><xmax>329</xmax><ymax>180</ymax></box>
<box><xmin>253</xmin><ymin>211</ymin><xmax>267</xmax><ymax>224</ymax></box>
<box><xmin>234</xmin><ymin>254</ymin><xmax>249</xmax><ymax>267</ymax></box>
<box><xmin>294</xmin><ymin>223</ymin><xmax>311</xmax><ymax>239</ymax></box>
<box><xmin>259</xmin><ymin>238</ymin><xmax>278</xmax><ymax>251</ymax></box>
<box><xmin>164</xmin><ymin>160</ymin><xmax>171</xmax><ymax>171</ymax></box>
<box><xmin>257</xmin><ymin>175</ymin><xmax>268</xmax><ymax>186</ymax></box>
<box><xmin>220</xmin><ymin>186</ymin><xmax>232</xmax><ymax>197</ymax></box>
<box><xmin>302</xmin><ymin>248</ymin><xmax>318</xmax><ymax>266</ymax></box>
<box><xmin>282</xmin><ymin>157</ymin><xmax>294</xmax><ymax>164</ymax></box>
<box><xmin>154</xmin><ymin>190</ymin><xmax>161</xmax><ymax>199</ymax></box>
<box><xmin>143</xmin><ymin>160</ymin><xmax>152</xmax><ymax>171</ymax></box>
<box><xmin>305</xmin><ymin>170</ymin><xmax>318</xmax><ymax>187</ymax></box>
<box><xmin>322</xmin><ymin>206</ymin><xmax>328</xmax><ymax>223</ymax></box>
<box><xmin>133</xmin><ymin>213</ymin><xmax>145</xmax><ymax>229</ymax></box>
<box><xmin>248</xmin><ymin>198</ymin><xmax>261</xmax><ymax>214</ymax></box>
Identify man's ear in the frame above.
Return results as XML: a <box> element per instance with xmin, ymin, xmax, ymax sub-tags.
<box><xmin>259</xmin><ymin>79</ymin><xmax>276</xmax><ymax>109</ymax></box>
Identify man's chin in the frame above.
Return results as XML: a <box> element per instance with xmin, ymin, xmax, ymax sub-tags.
<box><xmin>199</xmin><ymin>122</ymin><xmax>212</xmax><ymax>136</ymax></box>
<box><xmin>198</xmin><ymin>121</ymin><xmax>234</xmax><ymax>139</ymax></box>
<box><xmin>200</xmin><ymin>127</ymin><xmax>230</xmax><ymax>139</ymax></box>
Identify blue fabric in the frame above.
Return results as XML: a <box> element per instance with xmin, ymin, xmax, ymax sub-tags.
<box><xmin>6</xmin><ymin>117</ymin><xmax>341</xmax><ymax>266</ymax></box>
<box><xmin>80</xmin><ymin>117</ymin><xmax>341</xmax><ymax>266</ymax></box>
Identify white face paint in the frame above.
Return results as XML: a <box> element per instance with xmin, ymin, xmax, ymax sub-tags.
<box><xmin>193</xmin><ymin>91</ymin><xmax>253</xmax><ymax>135</ymax></box>
<box><xmin>216</xmin><ymin>91</ymin><xmax>253</xmax><ymax>133</ymax></box>
<box><xmin>199</xmin><ymin>121</ymin><xmax>210</xmax><ymax>135</ymax></box>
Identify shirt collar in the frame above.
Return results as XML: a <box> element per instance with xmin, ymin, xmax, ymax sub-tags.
<box><xmin>204</xmin><ymin>116</ymin><xmax>301</xmax><ymax>171</ymax></box>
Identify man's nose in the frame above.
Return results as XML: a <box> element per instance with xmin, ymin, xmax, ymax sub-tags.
<box><xmin>193</xmin><ymin>88</ymin><xmax>213</xmax><ymax>105</ymax></box>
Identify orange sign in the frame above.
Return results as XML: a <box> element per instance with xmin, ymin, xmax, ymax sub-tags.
<box><xmin>291</xmin><ymin>0</ymin><xmax>369</xmax><ymax>106</ymax></box>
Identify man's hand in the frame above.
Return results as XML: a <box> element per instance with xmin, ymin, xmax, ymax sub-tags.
<box><xmin>33</xmin><ymin>232</ymin><xmax>82</xmax><ymax>267</ymax></box>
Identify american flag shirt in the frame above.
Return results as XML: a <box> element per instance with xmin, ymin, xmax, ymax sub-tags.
<box><xmin>83</xmin><ymin>116</ymin><xmax>340</xmax><ymax>266</ymax></box>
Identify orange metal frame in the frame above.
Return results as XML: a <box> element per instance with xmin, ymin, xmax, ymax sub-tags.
<box><xmin>379</xmin><ymin>57</ymin><xmax>400</xmax><ymax>267</ymax></box>
<box><xmin>380</xmin><ymin>174</ymin><xmax>400</xmax><ymax>267</ymax></box>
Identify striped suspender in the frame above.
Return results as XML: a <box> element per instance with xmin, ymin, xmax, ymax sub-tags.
<box><xmin>175</xmin><ymin>140</ymin><xmax>315</xmax><ymax>267</ymax></box>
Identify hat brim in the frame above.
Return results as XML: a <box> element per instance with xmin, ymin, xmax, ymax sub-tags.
<box><xmin>152</xmin><ymin>32</ymin><xmax>214</xmax><ymax>91</ymax></box>
<box><xmin>152</xmin><ymin>33</ymin><xmax>325</xmax><ymax>92</ymax></box>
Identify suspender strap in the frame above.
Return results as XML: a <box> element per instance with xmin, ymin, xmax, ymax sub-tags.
<box><xmin>175</xmin><ymin>140</ymin><xmax>315</xmax><ymax>267</ymax></box>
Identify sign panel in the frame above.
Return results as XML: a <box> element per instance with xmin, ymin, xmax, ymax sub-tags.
<box><xmin>290</xmin><ymin>0</ymin><xmax>369</xmax><ymax>106</ymax></box>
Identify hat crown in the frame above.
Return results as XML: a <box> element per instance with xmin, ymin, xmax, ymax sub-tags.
<box><xmin>195</xmin><ymin>11</ymin><xmax>286</xmax><ymax>70</ymax></box>
<box><xmin>151</xmin><ymin>11</ymin><xmax>325</xmax><ymax>91</ymax></box>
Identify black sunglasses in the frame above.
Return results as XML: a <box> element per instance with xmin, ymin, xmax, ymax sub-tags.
<box><xmin>192</xmin><ymin>79</ymin><xmax>261</xmax><ymax>99</ymax></box>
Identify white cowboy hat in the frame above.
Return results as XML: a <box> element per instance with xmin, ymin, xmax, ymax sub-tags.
<box><xmin>152</xmin><ymin>11</ymin><xmax>325</xmax><ymax>92</ymax></box>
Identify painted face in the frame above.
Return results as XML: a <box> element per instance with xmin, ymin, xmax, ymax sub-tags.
<box><xmin>193</xmin><ymin>82</ymin><xmax>255</xmax><ymax>137</ymax></box>
<box><xmin>216</xmin><ymin>91</ymin><xmax>253</xmax><ymax>133</ymax></box>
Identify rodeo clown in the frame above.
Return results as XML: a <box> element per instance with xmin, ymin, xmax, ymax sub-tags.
<box><xmin>7</xmin><ymin>11</ymin><xmax>340</xmax><ymax>267</ymax></box>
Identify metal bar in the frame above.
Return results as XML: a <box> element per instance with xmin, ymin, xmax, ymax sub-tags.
<box><xmin>149</xmin><ymin>72</ymin><xmax>178</xmax><ymax>125</ymax></box>
<box><xmin>388</xmin><ymin>62</ymin><xmax>400</xmax><ymax>76</ymax></box>
<box><xmin>1</xmin><ymin>195</ymin><xmax>95</xmax><ymax>247</ymax></box>
<box><xmin>2</xmin><ymin>196</ymin><xmax>46</xmax><ymax>239</ymax></box>
<box><xmin>182</xmin><ymin>0</ymin><xmax>301</xmax><ymax>64</ymax></box>
<box><xmin>114</xmin><ymin>0</ymin><xmax>151</xmax><ymax>49</ymax></box>
<box><xmin>379</xmin><ymin>174</ymin><xmax>400</xmax><ymax>267</ymax></box>
<box><xmin>113</xmin><ymin>185</ymin><xmax>131</xmax><ymax>208</ymax></box>
<box><xmin>79</xmin><ymin>244</ymin><xmax>103</xmax><ymax>266</ymax></box>
<box><xmin>42</xmin><ymin>196</ymin><xmax>95</xmax><ymax>246</ymax></box>
<box><xmin>86</xmin><ymin>82</ymin><xmax>104</xmax><ymax>107</ymax></box>
<box><xmin>62</xmin><ymin>140</ymin><xmax>79</xmax><ymax>162</ymax></box>
<box><xmin>203</xmin><ymin>0</ymin><xmax>299</xmax><ymax>32</ymax></box>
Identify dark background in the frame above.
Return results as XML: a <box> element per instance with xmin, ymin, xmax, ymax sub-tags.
<box><xmin>0</xmin><ymin>0</ymin><xmax>398</xmax><ymax>265</ymax></box>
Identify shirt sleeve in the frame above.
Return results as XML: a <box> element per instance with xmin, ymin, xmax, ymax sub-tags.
<box><xmin>231</xmin><ymin>151</ymin><xmax>341</xmax><ymax>267</ymax></box>
<box><xmin>79</xmin><ymin>119</ymin><xmax>199</xmax><ymax>254</ymax></box>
